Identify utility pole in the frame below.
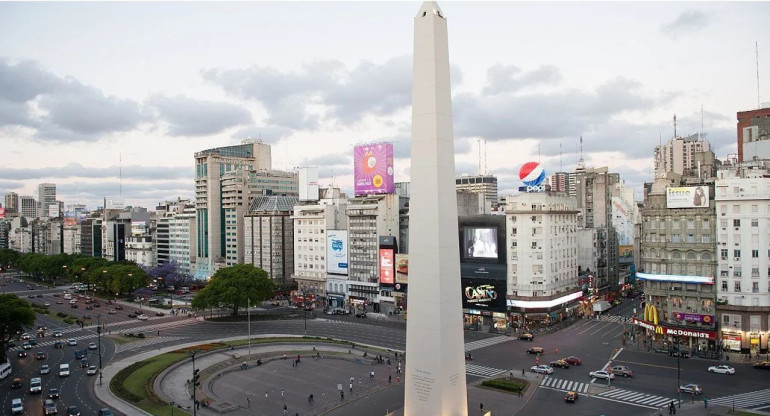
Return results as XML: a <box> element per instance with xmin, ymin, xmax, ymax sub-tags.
<box><xmin>191</xmin><ymin>353</ymin><xmax>200</xmax><ymax>416</ymax></box>
<box><xmin>677</xmin><ymin>339</ymin><xmax>681</xmax><ymax>409</ymax></box>
<box><xmin>247</xmin><ymin>297</ymin><xmax>251</xmax><ymax>358</ymax></box>
<box><xmin>96</xmin><ymin>314</ymin><xmax>103</xmax><ymax>385</ymax></box>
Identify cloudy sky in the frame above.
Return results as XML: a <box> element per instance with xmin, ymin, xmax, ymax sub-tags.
<box><xmin>1</xmin><ymin>2</ymin><xmax>768</xmax><ymax>210</ymax></box>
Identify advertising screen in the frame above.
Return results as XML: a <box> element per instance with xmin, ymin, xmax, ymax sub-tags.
<box><xmin>49</xmin><ymin>204</ymin><xmax>60</xmax><ymax>218</ymax></box>
<box><xmin>619</xmin><ymin>245</ymin><xmax>634</xmax><ymax>264</ymax></box>
<box><xmin>666</xmin><ymin>186</ymin><xmax>709</xmax><ymax>209</ymax></box>
<box><xmin>353</xmin><ymin>142</ymin><xmax>394</xmax><ymax>196</ymax></box>
<box><xmin>379</xmin><ymin>248</ymin><xmax>394</xmax><ymax>285</ymax></box>
<box><xmin>326</xmin><ymin>230</ymin><xmax>349</xmax><ymax>276</ymax></box>
<box><xmin>462</xmin><ymin>227</ymin><xmax>498</xmax><ymax>259</ymax></box>
<box><xmin>0</xmin><ymin>207</ymin><xmax>4</xmax><ymax>219</ymax></box>
<box><xmin>394</xmin><ymin>254</ymin><xmax>408</xmax><ymax>292</ymax></box>
<box><xmin>461</xmin><ymin>278</ymin><xmax>506</xmax><ymax>311</ymax></box>
<box><xmin>63</xmin><ymin>211</ymin><xmax>78</xmax><ymax>226</ymax></box>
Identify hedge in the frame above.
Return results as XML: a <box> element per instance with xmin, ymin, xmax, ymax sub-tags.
<box><xmin>481</xmin><ymin>379</ymin><xmax>526</xmax><ymax>393</ymax></box>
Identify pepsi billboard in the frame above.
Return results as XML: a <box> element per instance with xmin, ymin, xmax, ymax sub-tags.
<box><xmin>518</xmin><ymin>161</ymin><xmax>548</xmax><ymax>192</ymax></box>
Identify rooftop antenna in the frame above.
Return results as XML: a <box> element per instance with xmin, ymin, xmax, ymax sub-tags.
<box><xmin>757</xmin><ymin>41</ymin><xmax>761</xmax><ymax>109</ymax></box>
<box><xmin>119</xmin><ymin>152</ymin><xmax>122</xmax><ymax>197</ymax></box>
<box><xmin>483</xmin><ymin>138</ymin><xmax>487</xmax><ymax>175</ymax></box>
<box><xmin>559</xmin><ymin>142</ymin><xmax>563</xmax><ymax>172</ymax></box>
<box><xmin>477</xmin><ymin>138</ymin><xmax>481</xmax><ymax>175</ymax></box>
<box><xmin>673</xmin><ymin>114</ymin><xmax>677</xmax><ymax>139</ymax></box>
<box><xmin>576</xmin><ymin>136</ymin><xmax>585</xmax><ymax>170</ymax></box>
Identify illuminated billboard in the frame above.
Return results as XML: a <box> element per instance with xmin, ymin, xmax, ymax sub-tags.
<box><xmin>353</xmin><ymin>142</ymin><xmax>394</xmax><ymax>196</ymax></box>
<box><xmin>462</xmin><ymin>226</ymin><xmax>498</xmax><ymax>259</ymax></box>
<box><xmin>326</xmin><ymin>230</ymin><xmax>349</xmax><ymax>275</ymax></box>
<box><xmin>63</xmin><ymin>211</ymin><xmax>78</xmax><ymax>226</ymax></box>
<box><xmin>0</xmin><ymin>207</ymin><xmax>4</xmax><ymax>219</ymax></box>
<box><xmin>461</xmin><ymin>278</ymin><xmax>506</xmax><ymax>311</ymax></box>
<box><xmin>666</xmin><ymin>186</ymin><xmax>709</xmax><ymax>209</ymax></box>
<box><xmin>395</xmin><ymin>254</ymin><xmax>408</xmax><ymax>292</ymax></box>
<box><xmin>379</xmin><ymin>248</ymin><xmax>394</xmax><ymax>285</ymax></box>
<box><xmin>619</xmin><ymin>245</ymin><xmax>634</xmax><ymax>264</ymax></box>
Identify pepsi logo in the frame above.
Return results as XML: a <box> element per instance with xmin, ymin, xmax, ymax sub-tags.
<box><xmin>519</xmin><ymin>162</ymin><xmax>546</xmax><ymax>186</ymax></box>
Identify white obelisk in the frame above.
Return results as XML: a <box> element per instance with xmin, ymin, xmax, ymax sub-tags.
<box><xmin>404</xmin><ymin>2</ymin><xmax>468</xmax><ymax>416</ymax></box>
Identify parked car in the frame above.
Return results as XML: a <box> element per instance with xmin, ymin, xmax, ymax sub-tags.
<box><xmin>526</xmin><ymin>347</ymin><xmax>545</xmax><ymax>355</ymax></box>
<box><xmin>354</xmin><ymin>312</ymin><xmax>367</xmax><ymax>318</ymax></box>
<box><xmin>550</xmin><ymin>359</ymin><xmax>569</xmax><ymax>369</ymax></box>
<box><xmin>589</xmin><ymin>370</ymin><xmax>615</xmax><ymax>380</ymax></box>
<box><xmin>519</xmin><ymin>333</ymin><xmax>534</xmax><ymax>341</ymax></box>
<box><xmin>564</xmin><ymin>391</ymin><xmax>578</xmax><ymax>403</ymax></box>
<box><xmin>530</xmin><ymin>365</ymin><xmax>554</xmax><ymax>375</ymax></box>
<box><xmin>127</xmin><ymin>312</ymin><xmax>137</xmax><ymax>318</ymax></box>
<box><xmin>564</xmin><ymin>356</ymin><xmax>582</xmax><ymax>365</ymax></box>
<box><xmin>108</xmin><ymin>309</ymin><xmax>117</xmax><ymax>314</ymax></box>
<box><xmin>137</xmin><ymin>314</ymin><xmax>148</xmax><ymax>320</ymax></box>
<box><xmin>114</xmin><ymin>304</ymin><xmax>123</xmax><ymax>310</ymax></box>
<box><xmin>753</xmin><ymin>361</ymin><xmax>770</xmax><ymax>370</ymax></box>
<box><xmin>610</xmin><ymin>365</ymin><xmax>633</xmax><ymax>377</ymax></box>
<box><xmin>678</xmin><ymin>383</ymin><xmax>702</xmax><ymax>394</ymax></box>
<box><xmin>708</xmin><ymin>365</ymin><xmax>735</xmax><ymax>375</ymax></box>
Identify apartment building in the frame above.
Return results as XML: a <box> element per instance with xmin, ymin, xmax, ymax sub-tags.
<box><xmin>243</xmin><ymin>195</ymin><xmax>298</xmax><ymax>288</ymax></box>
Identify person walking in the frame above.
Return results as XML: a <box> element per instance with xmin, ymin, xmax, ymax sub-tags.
<box><xmin>349</xmin><ymin>382</ymin><xmax>353</xmax><ymax>392</ymax></box>
<box><xmin>283</xmin><ymin>403</ymin><xmax>288</xmax><ymax>414</ymax></box>
<box><xmin>704</xmin><ymin>396</ymin><xmax>709</xmax><ymax>408</ymax></box>
<box><xmin>668</xmin><ymin>401</ymin><xmax>676</xmax><ymax>414</ymax></box>
<box><xmin>340</xmin><ymin>390</ymin><xmax>344</xmax><ymax>400</ymax></box>
<box><xmin>281</xmin><ymin>388</ymin><xmax>285</xmax><ymax>398</ymax></box>
<box><xmin>389</xmin><ymin>375</ymin><xmax>392</xmax><ymax>384</ymax></box>
<box><xmin>265</xmin><ymin>391</ymin><xmax>268</xmax><ymax>400</ymax></box>
<box><xmin>246</xmin><ymin>397</ymin><xmax>250</xmax><ymax>408</ymax></box>
<box><xmin>480</xmin><ymin>402</ymin><xmax>484</xmax><ymax>413</ymax></box>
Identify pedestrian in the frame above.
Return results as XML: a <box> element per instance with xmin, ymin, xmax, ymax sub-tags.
<box><xmin>522</xmin><ymin>368</ymin><xmax>525</xmax><ymax>376</ymax></box>
<box><xmin>308</xmin><ymin>394</ymin><xmax>314</xmax><ymax>403</ymax></box>
<box><xmin>349</xmin><ymin>382</ymin><xmax>353</xmax><ymax>392</ymax></box>
<box><xmin>669</xmin><ymin>401</ymin><xmax>676</xmax><ymax>415</ymax></box>
<box><xmin>704</xmin><ymin>397</ymin><xmax>709</xmax><ymax>408</ymax></box>
<box><xmin>389</xmin><ymin>375</ymin><xmax>392</xmax><ymax>384</ymax></box>
<box><xmin>157</xmin><ymin>330</ymin><xmax>160</xmax><ymax>336</ymax></box>
<box><xmin>297</xmin><ymin>354</ymin><xmax>301</xmax><ymax>363</ymax></box>
<box><xmin>283</xmin><ymin>403</ymin><xmax>288</xmax><ymax>414</ymax></box>
<box><xmin>265</xmin><ymin>391</ymin><xmax>269</xmax><ymax>400</ymax></box>
<box><xmin>340</xmin><ymin>390</ymin><xmax>344</xmax><ymax>400</ymax></box>
<box><xmin>480</xmin><ymin>402</ymin><xmax>484</xmax><ymax>413</ymax></box>
<box><xmin>247</xmin><ymin>397</ymin><xmax>250</xmax><ymax>408</ymax></box>
<box><xmin>281</xmin><ymin>388</ymin><xmax>285</xmax><ymax>398</ymax></box>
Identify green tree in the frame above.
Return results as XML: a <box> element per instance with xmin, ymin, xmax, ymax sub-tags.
<box><xmin>18</xmin><ymin>253</ymin><xmax>47</xmax><ymax>280</ymax></box>
<box><xmin>0</xmin><ymin>248</ymin><xmax>21</xmax><ymax>270</ymax></box>
<box><xmin>0</xmin><ymin>294</ymin><xmax>36</xmax><ymax>362</ymax></box>
<box><xmin>191</xmin><ymin>264</ymin><xmax>275</xmax><ymax>316</ymax></box>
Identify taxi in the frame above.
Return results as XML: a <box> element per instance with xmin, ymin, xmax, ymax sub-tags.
<box><xmin>565</xmin><ymin>391</ymin><xmax>578</xmax><ymax>403</ymax></box>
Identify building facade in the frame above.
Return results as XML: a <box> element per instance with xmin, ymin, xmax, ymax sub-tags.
<box><xmin>4</xmin><ymin>192</ymin><xmax>19</xmax><ymax>213</ymax></box>
<box><xmin>37</xmin><ymin>183</ymin><xmax>56</xmax><ymax>218</ymax></box>
<box><xmin>20</xmin><ymin>196</ymin><xmax>37</xmax><ymax>218</ymax></box>
<box><xmin>737</xmin><ymin>105</ymin><xmax>770</xmax><ymax>162</ymax></box>
<box><xmin>243</xmin><ymin>195</ymin><xmax>298</xmax><ymax>288</ymax></box>
<box><xmin>654</xmin><ymin>135</ymin><xmax>712</xmax><ymax>178</ymax></box>
<box><xmin>456</xmin><ymin>174</ymin><xmax>498</xmax><ymax>213</ymax></box>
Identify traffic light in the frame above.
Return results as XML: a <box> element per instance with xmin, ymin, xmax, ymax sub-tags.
<box><xmin>192</xmin><ymin>369</ymin><xmax>200</xmax><ymax>387</ymax></box>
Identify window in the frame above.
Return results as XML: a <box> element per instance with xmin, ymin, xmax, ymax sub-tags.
<box><xmin>720</xmin><ymin>219</ymin><xmax>728</xmax><ymax>228</ymax></box>
<box><xmin>751</xmin><ymin>204</ymin><xmax>758</xmax><ymax>213</ymax></box>
<box><xmin>735</xmin><ymin>282</ymin><xmax>742</xmax><ymax>292</ymax></box>
<box><xmin>672</xmin><ymin>251</ymin><xmax>681</xmax><ymax>260</ymax></box>
<box><xmin>673</xmin><ymin>219</ymin><xmax>680</xmax><ymax>229</ymax></box>
<box><xmin>733</xmin><ymin>205</ymin><xmax>740</xmax><ymax>213</ymax></box>
<box><xmin>722</xmin><ymin>314</ymin><xmax>730</xmax><ymax>324</ymax></box>
<box><xmin>687</xmin><ymin>252</ymin><xmax>696</xmax><ymax>260</ymax></box>
<box><xmin>753</xmin><ymin>250</ymin><xmax>759</xmax><ymax>258</ymax></box>
<box><xmin>701</xmin><ymin>252</ymin><xmax>711</xmax><ymax>261</ymax></box>
<box><xmin>672</xmin><ymin>234</ymin><xmax>681</xmax><ymax>243</ymax></box>
<box><xmin>752</xmin><ymin>267</ymin><xmax>759</xmax><ymax>277</ymax></box>
<box><xmin>721</xmin><ymin>249</ymin><xmax>728</xmax><ymax>258</ymax></box>
<box><xmin>687</xmin><ymin>234</ymin><xmax>695</xmax><ymax>243</ymax></box>
<box><xmin>751</xmin><ymin>219</ymin><xmax>759</xmax><ymax>227</ymax></box>
<box><xmin>734</xmin><ymin>250</ymin><xmax>741</xmax><ymax>258</ymax></box>
<box><xmin>753</xmin><ymin>282</ymin><xmax>759</xmax><ymax>293</ymax></box>
<box><xmin>733</xmin><ymin>219</ymin><xmax>741</xmax><ymax>227</ymax></box>
<box><xmin>687</xmin><ymin>219</ymin><xmax>695</xmax><ymax>229</ymax></box>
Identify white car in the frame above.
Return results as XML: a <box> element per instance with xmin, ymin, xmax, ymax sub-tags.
<box><xmin>88</xmin><ymin>342</ymin><xmax>98</xmax><ymax>350</ymax></box>
<box><xmin>67</xmin><ymin>338</ymin><xmax>77</xmax><ymax>346</ymax></box>
<box><xmin>679</xmin><ymin>383</ymin><xmax>702</xmax><ymax>394</ymax></box>
<box><xmin>589</xmin><ymin>370</ymin><xmax>615</xmax><ymax>380</ymax></box>
<box><xmin>87</xmin><ymin>365</ymin><xmax>97</xmax><ymax>376</ymax></box>
<box><xmin>40</xmin><ymin>364</ymin><xmax>51</xmax><ymax>375</ymax></box>
<box><xmin>21</xmin><ymin>333</ymin><xmax>30</xmax><ymax>340</ymax></box>
<box><xmin>708</xmin><ymin>365</ymin><xmax>735</xmax><ymax>375</ymax></box>
<box><xmin>54</xmin><ymin>331</ymin><xmax>63</xmax><ymax>337</ymax></box>
<box><xmin>44</xmin><ymin>302</ymin><xmax>51</xmax><ymax>306</ymax></box>
<box><xmin>136</xmin><ymin>314</ymin><xmax>148</xmax><ymax>321</ymax></box>
<box><xmin>530</xmin><ymin>365</ymin><xmax>554</xmax><ymax>375</ymax></box>
<box><xmin>11</xmin><ymin>398</ymin><xmax>23</xmax><ymax>414</ymax></box>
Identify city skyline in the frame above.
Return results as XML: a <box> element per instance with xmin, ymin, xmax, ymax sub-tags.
<box><xmin>1</xmin><ymin>2</ymin><xmax>769</xmax><ymax>210</ymax></box>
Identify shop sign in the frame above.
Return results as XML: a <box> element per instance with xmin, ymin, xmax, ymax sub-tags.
<box><xmin>722</xmin><ymin>333</ymin><xmax>741</xmax><ymax>341</ymax></box>
<box><xmin>461</xmin><ymin>278</ymin><xmax>506</xmax><ymax>311</ymax></box>
<box><xmin>664</xmin><ymin>327</ymin><xmax>716</xmax><ymax>340</ymax></box>
<box><xmin>632</xmin><ymin>317</ymin><xmax>656</xmax><ymax>331</ymax></box>
<box><xmin>673</xmin><ymin>312</ymin><xmax>714</xmax><ymax>324</ymax></box>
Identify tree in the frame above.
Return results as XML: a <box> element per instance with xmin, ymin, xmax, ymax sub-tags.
<box><xmin>191</xmin><ymin>264</ymin><xmax>275</xmax><ymax>316</ymax></box>
<box><xmin>144</xmin><ymin>261</ymin><xmax>191</xmax><ymax>288</ymax></box>
<box><xmin>0</xmin><ymin>294</ymin><xmax>36</xmax><ymax>362</ymax></box>
<box><xmin>0</xmin><ymin>248</ymin><xmax>21</xmax><ymax>271</ymax></box>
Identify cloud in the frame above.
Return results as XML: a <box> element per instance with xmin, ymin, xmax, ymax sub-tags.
<box><xmin>300</xmin><ymin>153</ymin><xmax>351</xmax><ymax>167</ymax></box>
<box><xmin>661</xmin><ymin>9</ymin><xmax>711</xmax><ymax>38</ymax></box>
<box><xmin>230</xmin><ymin>125</ymin><xmax>294</xmax><ymax>143</ymax></box>
<box><xmin>0</xmin><ymin>163</ymin><xmax>190</xmax><ymax>181</ymax></box>
<box><xmin>482</xmin><ymin>64</ymin><xmax>561</xmax><ymax>95</ymax></box>
<box><xmin>146</xmin><ymin>95</ymin><xmax>252</xmax><ymax>136</ymax></box>
<box><xmin>0</xmin><ymin>180</ymin><xmax>24</xmax><ymax>190</ymax></box>
<box><xmin>0</xmin><ymin>59</ymin><xmax>63</xmax><ymax>103</ymax></box>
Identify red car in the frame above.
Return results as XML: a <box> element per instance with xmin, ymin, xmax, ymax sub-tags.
<box><xmin>564</xmin><ymin>356</ymin><xmax>582</xmax><ymax>366</ymax></box>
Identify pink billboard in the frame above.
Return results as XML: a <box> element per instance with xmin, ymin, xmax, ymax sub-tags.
<box><xmin>354</xmin><ymin>142</ymin><xmax>394</xmax><ymax>196</ymax></box>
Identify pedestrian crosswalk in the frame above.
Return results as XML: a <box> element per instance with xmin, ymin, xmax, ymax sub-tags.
<box><xmin>599</xmin><ymin>315</ymin><xmax>631</xmax><ymax>323</ymax></box>
<box><xmin>595</xmin><ymin>388</ymin><xmax>679</xmax><ymax>409</ymax></box>
<box><xmin>115</xmin><ymin>336</ymin><xmax>186</xmax><ymax>353</ymax></box>
<box><xmin>709</xmin><ymin>388</ymin><xmax>770</xmax><ymax>410</ymax></box>
<box><xmin>465</xmin><ymin>364</ymin><xmax>505</xmax><ymax>378</ymax></box>
<box><xmin>539</xmin><ymin>377</ymin><xmax>589</xmax><ymax>394</ymax></box>
<box><xmin>464</xmin><ymin>336</ymin><xmax>511</xmax><ymax>352</ymax></box>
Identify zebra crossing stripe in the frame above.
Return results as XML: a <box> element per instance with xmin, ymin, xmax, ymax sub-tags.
<box><xmin>539</xmin><ymin>377</ymin><xmax>588</xmax><ymax>394</ymax></box>
<box><xmin>709</xmin><ymin>389</ymin><xmax>770</xmax><ymax>408</ymax></box>
<box><xmin>464</xmin><ymin>364</ymin><xmax>504</xmax><ymax>378</ymax></box>
<box><xmin>596</xmin><ymin>389</ymin><xmax>676</xmax><ymax>408</ymax></box>
<box><xmin>464</xmin><ymin>336</ymin><xmax>511</xmax><ymax>352</ymax></box>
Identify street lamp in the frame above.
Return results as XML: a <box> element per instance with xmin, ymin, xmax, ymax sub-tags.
<box><xmin>247</xmin><ymin>297</ymin><xmax>251</xmax><ymax>358</ymax></box>
<box><xmin>677</xmin><ymin>338</ymin><xmax>681</xmax><ymax>409</ymax></box>
<box><xmin>95</xmin><ymin>314</ymin><xmax>103</xmax><ymax>385</ymax></box>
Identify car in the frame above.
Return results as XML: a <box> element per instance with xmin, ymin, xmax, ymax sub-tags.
<box><xmin>753</xmin><ymin>361</ymin><xmax>770</xmax><ymax>369</ymax></box>
<box><xmin>56</xmin><ymin>300</ymin><xmax>64</xmax><ymax>304</ymax></box>
<box><xmin>114</xmin><ymin>304</ymin><xmax>123</xmax><ymax>310</ymax></box>
<box><xmin>67</xmin><ymin>338</ymin><xmax>77</xmax><ymax>346</ymax></box>
<box><xmin>354</xmin><ymin>312</ymin><xmax>367</xmax><ymax>318</ymax></box>
<box><xmin>48</xmin><ymin>387</ymin><xmax>60</xmax><ymax>399</ymax></box>
<box><xmin>29</xmin><ymin>338</ymin><xmax>37</xmax><ymax>345</ymax></box>
<box><xmin>108</xmin><ymin>309</ymin><xmax>117</xmax><ymax>314</ymax></box>
<box><xmin>519</xmin><ymin>333</ymin><xmax>534</xmax><ymax>341</ymax></box>
<box><xmin>70</xmin><ymin>304</ymin><xmax>78</xmax><ymax>308</ymax></box>
<box><xmin>83</xmin><ymin>314</ymin><xmax>92</xmax><ymax>320</ymax></box>
<box><xmin>610</xmin><ymin>365</ymin><xmax>633</xmax><ymax>377</ymax></box>
<box><xmin>59</xmin><ymin>363</ymin><xmax>70</xmax><ymax>377</ymax></box>
<box><xmin>564</xmin><ymin>356</ymin><xmax>582</xmax><ymax>366</ymax></box>
<box><xmin>29</xmin><ymin>377</ymin><xmax>42</xmax><ymax>394</ymax></box>
<box><xmin>526</xmin><ymin>347</ymin><xmax>545</xmax><ymax>354</ymax></box>
<box><xmin>53</xmin><ymin>293</ymin><xmax>60</xmax><ymax>297</ymax></box>
<box><xmin>36</xmin><ymin>351</ymin><xmax>47</xmax><ymax>360</ymax></box>
<box><xmin>28</xmin><ymin>294</ymin><xmax>35</xmax><ymax>298</ymax></box>
<box><xmin>589</xmin><ymin>370</ymin><xmax>615</xmax><ymax>380</ymax></box>
<box><xmin>37</xmin><ymin>293</ymin><xmax>43</xmax><ymax>298</ymax></box>
<box><xmin>550</xmin><ymin>359</ymin><xmax>570</xmax><ymax>369</ymax></box>
<box><xmin>708</xmin><ymin>365</ymin><xmax>735</xmax><ymax>375</ymax></box>
<box><xmin>11</xmin><ymin>377</ymin><xmax>22</xmax><ymax>388</ymax></box>
<box><xmin>87</xmin><ymin>365</ymin><xmax>97</xmax><ymax>375</ymax></box>
<box><xmin>22</xmin><ymin>342</ymin><xmax>32</xmax><ymax>349</ymax></box>
<box><xmin>41</xmin><ymin>364</ymin><xmax>51</xmax><ymax>375</ymax></box>
<box><xmin>54</xmin><ymin>331</ymin><xmax>63</xmax><ymax>337</ymax></box>
<box><xmin>18</xmin><ymin>350</ymin><xmax>27</xmax><ymax>358</ymax></box>
<box><xmin>137</xmin><ymin>314</ymin><xmax>148</xmax><ymax>320</ymax></box>
<box><xmin>75</xmin><ymin>350</ymin><xmax>87</xmax><ymax>360</ymax></box>
<box><xmin>93</xmin><ymin>303</ymin><xmax>101</xmax><ymax>308</ymax></box>
<box><xmin>678</xmin><ymin>383</ymin><xmax>702</xmax><ymax>394</ymax></box>
<box><xmin>127</xmin><ymin>312</ymin><xmax>137</xmax><ymax>318</ymax></box>
<box><xmin>80</xmin><ymin>358</ymin><xmax>89</xmax><ymax>368</ymax></box>
<box><xmin>531</xmin><ymin>365</ymin><xmax>554</xmax><ymax>375</ymax></box>
<box><xmin>11</xmin><ymin>398</ymin><xmax>24</xmax><ymax>414</ymax></box>
<box><xmin>98</xmin><ymin>409</ymin><xmax>115</xmax><ymax>416</ymax></box>
<box><xmin>44</xmin><ymin>302</ymin><xmax>51</xmax><ymax>306</ymax></box>
<box><xmin>21</xmin><ymin>333</ymin><xmax>31</xmax><ymax>340</ymax></box>
<box><xmin>54</xmin><ymin>341</ymin><xmax>64</xmax><ymax>349</ymax></box>
<box><xmin>565</xmin><ymin>391</ymin><xmax>579</xmax><ymax>403</ymax></box>
<box><xmin>89</xmin><ymin>342</ymin><xmax>97</xmax><ymax>350</ymax></box>
<box><xmin>334</xmin><ymin>308</ymin><xmax>349</xmax><ymax>315</ymax></box>
<box><xmin>44</xmin><ymin>398</ymin><xmax>58</xmax><ymax>415</ymax></box>
<box><xmin>67</xmin><ymin>405</ymin><xmax>81</xmax><ymax>416</ymax></box>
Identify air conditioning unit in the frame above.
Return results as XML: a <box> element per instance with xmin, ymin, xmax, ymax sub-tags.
<box><xmin>721</xmin><ymin>213</ymin><xmax>725</xmax><ymax>216</ymax></box>
<box><xmin>734</xmin><ymin>257</ymin><xmax>741</xmax><ymax>261</ymax></box>
<box><xmin>721</xmin><ymin>256</ymin><xmax>727</xmax><ymax>260</ymax></box>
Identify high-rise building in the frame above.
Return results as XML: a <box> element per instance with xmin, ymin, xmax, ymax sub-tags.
<box><xmin>20</xmin><ymin>196</ymin><xmax>37</xmax><ymax>218</ymax></box>
<box><xmin>549</xmin><ymin>172</ymin><xmax>577</xmax><ymax>196</ymax></box>
<box><xmin>243</xmin><ymin>195</ymin><xmax>298</xmax><ymax>288</ymax></box>
<box><xmin>737</xmin><ymin>105</ymin><xmax>770</xmax><ymax>162</ymax></box>
<box><xmin>37</xmin><ymin>183</ymin><xmax>56</xmax><ymax>217</ymax></box>
<box><xmin>4</xmin><ymin>192</ymin><xmax>19</xmax><ymax>213</ymax></box>
<box><xmin>653</xmin><ymin>135</ymin><xmax>712</xmax><ymax>178</ymax></box>
<box><xmin>714</xmin><ymin>159</ymin><xmax>770</xmax><ymax>354</ymax></box>
<box><xmin>455</xmin><ymin>174</ymin><xmax>497</xmax><ymax>212</ymax></box>
<box><xmin>169</xmin><ymin>203</ymin><xmax>196</xmax><ymax>276</ymax></box>
<box><xmin>194</xmin><ymin>140</ymin><xmax>272</xmax><ymax>278</ymax></box>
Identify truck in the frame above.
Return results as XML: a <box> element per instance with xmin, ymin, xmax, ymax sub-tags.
<box><xmin>592</xmin><ymin>300</ymin><xmax>613</xmax><ymax>314</ymax></box>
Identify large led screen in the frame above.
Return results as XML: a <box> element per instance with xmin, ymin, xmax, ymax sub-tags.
<box><xmin>462</xmin><ymin>227</ymin><xmax>498</xmax><ymax>259</ymax></box>
<box><xmin>353</xmin><ymin>142</ymin><xmax>394</xmax><ymax>196</ymax></box>
<box><xmin>379</xmin><ymin>248</ymin><xmax>394</xmax><ymax>285</ymax></box>
<box><xmin>326</xmin><ymin>230</ymin><xmax>349</xmax><ymax>275</ymax></box>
